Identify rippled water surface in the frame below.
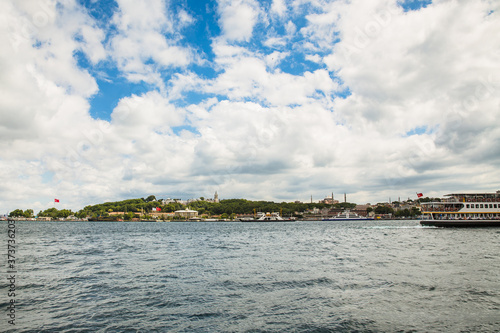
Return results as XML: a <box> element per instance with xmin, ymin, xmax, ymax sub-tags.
<box><xmin>1</xmin><ymin>220</ymin><xmax>499</xmax><ymax>332</ymax></box>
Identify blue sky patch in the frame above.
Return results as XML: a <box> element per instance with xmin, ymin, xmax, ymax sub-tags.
<box><xmin>398</xmin><ymin>0</ymin><xmax>432</xmax><ymax>12</ymax></box>
<box><xmin>90</xmin><ymin>76</ymin><xmax>153</xmax><ymax>120</ymax></box>
<box><xmin>405</xmin><ymin>126</ymin><xmax>428</xmax><ymax>136</ymax></box>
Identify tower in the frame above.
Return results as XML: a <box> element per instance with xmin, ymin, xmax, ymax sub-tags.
<box><xmin>214</xmin><ymin>191</ymin><xmax>219</xmax><ymax>203</ymax></box>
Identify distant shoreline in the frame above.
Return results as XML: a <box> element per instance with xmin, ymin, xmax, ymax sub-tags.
<box><xmin>2</xmin><ymin>217</ymin><xmax>422</xmax><ymax>222</ymax></box>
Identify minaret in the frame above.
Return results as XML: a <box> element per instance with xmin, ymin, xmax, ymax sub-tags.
<box><xmin>214</xmin><ymin>191</ymin><xmax>219</xmax><ymax>203</ymax></box>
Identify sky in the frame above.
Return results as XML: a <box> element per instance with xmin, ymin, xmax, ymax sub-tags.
<box><xmin>1</xmin><ymin>0</ymin><xmax>500</xmax><ymax>214</ymax></box>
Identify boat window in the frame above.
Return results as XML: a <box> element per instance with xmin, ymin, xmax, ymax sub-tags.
<box><xmin>480</xmin><ymin>204</ymin><xmax>484</xmax><ymax>208</ymax></box>
<box><xmin>495</xmin><ymin>204</ymin><xmax>498</xmax><ymax>208</ymax></box>
<box><xmin>476</xmin><ymin>204</ymin><xmax>479</xmax><ymax>208</ymax></box>
<box><xmin>466</xmin><ymin>204</ymin><xmax>470</xmax><ymax>208</ymax></box>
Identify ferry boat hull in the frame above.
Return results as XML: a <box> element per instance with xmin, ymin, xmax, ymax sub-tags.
<box><xmin>421</xmin><ymin>219</ymin><xmax>500</xmax><ymax>228</ymax></box>
<box><xmin>322</xmin><ymin>217</ymin><xmax>374</xmax><ymax>221</ymax></box>
<box><xmin>239</xmin><ymin>212</ymin><xmax>296</xmax><ymax>222</ymax></box>
<box><xmin>239</xmin><ymin>218</ymin><xmax>296</xmax><ymax>222</ymax></box>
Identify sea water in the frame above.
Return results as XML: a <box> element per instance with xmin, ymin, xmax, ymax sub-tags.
<box><xmin>1</xmin><ymin>220</ymin><xmax>499</xmax><ymax>332</ymax></box>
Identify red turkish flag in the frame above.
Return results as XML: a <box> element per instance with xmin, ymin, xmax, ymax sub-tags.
<box><xmin>54</xmin><ymin>199</ymin><xmax>60</xmax><ymax>203</ymax></box>
<box><xmin>417</xmin><ymin>193</ymin><xmax>423</xmax><ymax>198</ymax></box>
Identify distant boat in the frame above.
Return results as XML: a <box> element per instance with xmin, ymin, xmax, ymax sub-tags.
<box><xmin>239</xmin><ymin>212</ymin><xmax>296</xmax><ymax>222</ymax></box>
<box><xmin>322</xmin><ymin>210</ymin><xmax>374</xmax><ymax>221</ymax></box>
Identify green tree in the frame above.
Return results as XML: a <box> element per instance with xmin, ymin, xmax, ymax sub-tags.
<box><xmin>23</xmin><ymin>209</ymin><xmax>34</xmax><ymax>218</ymax></box>
<box><xmin>39</xmin><ymin>208</ymin><xmax>58</xmax><ymax>218</ymax></box>
<box><xmin>56</xmin><ymin>209</ymin><xmax>73</xmax><ymax>218</ymax></box>
<box><xmin>75</xmin><ymin>210</ymin><xmax>88</xmax><ymax>219</ymax></box>
<box><xmin>124</xmin><ymin>212</ymin><xmax>139</xmax><ymax>221</ymax></box>
<box><xmin>411</xmin><ymin>207</ymin><xmax>421</xmax><ymax>216</ymax></box>
<box><xmin>9</xmin><ymin>209</ymin><xmax>24</xmax><ymax>217</ymax></box>
<box><xmin>394</xmin><ymin>209</ymin><xmax>410</xmax><ymax>217</ymax></box>
<box><xmin>374</xmin><ymin>206</ymin><xmax>394</xmax><ymax>215</ymax></box>
<box><xmin>334</xmin><ymin>202</ymin><xmax>357</xmax><ymax>210</ymax></box>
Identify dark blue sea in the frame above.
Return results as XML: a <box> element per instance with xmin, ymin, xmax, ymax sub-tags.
<box><xmin>1</xmin><ymin>220</ymin><xmax>499</xmax><ymax>332</ymax></box>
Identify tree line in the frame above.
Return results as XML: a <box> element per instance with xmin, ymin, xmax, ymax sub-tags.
<box><xmin>9</xmin><ymin>196</ymin><xmax>357</xmax><ymax>219</ymax></box>
<box><xmin>8</xmin><ymin>196</ymin><xmax>434</xmax><ymax>219</ymax></box>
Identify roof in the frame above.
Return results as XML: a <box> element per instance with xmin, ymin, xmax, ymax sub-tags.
<box><xmin>445</xmin><ymin>192</ymin><xmax>499</xmax><ymax>196</ymax></box>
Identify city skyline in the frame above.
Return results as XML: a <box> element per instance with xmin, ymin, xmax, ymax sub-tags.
<box><xmin>2</xmin><ymin>189</ymin><xmax>496</xmax><ymax>216</ymax></box>
<box><xmin>1</xmin><ymin>0</ymin><xmax>499</xmax><ymax>214</ymax></box>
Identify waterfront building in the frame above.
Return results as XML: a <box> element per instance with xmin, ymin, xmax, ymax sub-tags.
<box><xmin>109</xmin><ymin>211</ymin><xmax>125</xmax><ymax>216</ymax></box>
<box><xmin>151</xmin><ymin>212</ymin><xmax>175</xmax><ymax>219</ymax></box>
<box><xmin>174</xmin><ymin>208</ymin><xmax>199</xmax><ymax>219</ymax></box>
<box><xmin>355</xmin><ymin>204</ymin><xmax>372</xmax><ymax>211</ymax></box>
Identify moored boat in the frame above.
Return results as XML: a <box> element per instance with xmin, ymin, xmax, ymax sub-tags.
<box><xmin>420</xmin><ymin>191</ymin><xmax>500</xmax><ymax>227</ymax></box>
<box><xmin>239</xmin><ymin>212</ymin><xmax>296</xmax><ymax>222</ymax></box>
<box><xmin>322</xmin><ymin>210</ymin><xmax>374</xmax><ymax>221</ymax></box>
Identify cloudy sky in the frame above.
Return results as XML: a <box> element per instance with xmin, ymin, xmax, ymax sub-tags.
<box><xmin>1</xmin><ymin>0</ymin><xmax>499</xmax><ymax>213</ymax></box>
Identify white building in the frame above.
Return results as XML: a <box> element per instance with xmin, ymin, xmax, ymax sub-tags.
<box><xmin>174</xmin><ymin>208</ymin><xmax>199</xmax><ymax>219</ymax></box>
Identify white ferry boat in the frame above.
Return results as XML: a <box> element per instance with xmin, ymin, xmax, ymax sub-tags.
<box><xmin>420</xmin><ymin>191</ymin><xmax>500</xmax><ymax>227</ymax></box>
<box><xmin>322</xmin><ymin>210</ymin><xmax>374</xmax><ymax>221</ymax></box>
<box><xmin>239</xmin><ymin>212</ymin><xmax>296</xmax><ymax>222</ymax></box>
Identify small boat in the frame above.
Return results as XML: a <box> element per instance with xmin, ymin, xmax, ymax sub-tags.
<box><xmin>322</xmin><ymin>210</ymin><xmax>374</xmax><ymax>221</ymax></box>
<box><xmin>239</xmin><ymin>212</ymin><xmax>296</xmax><ymax>222</ymax></box>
